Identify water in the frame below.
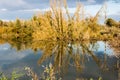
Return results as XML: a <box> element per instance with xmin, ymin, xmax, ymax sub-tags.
<box><xmin>0</xmin><ymin>40</ymin><xmax>119</xmax><ymax>80</ymax></box>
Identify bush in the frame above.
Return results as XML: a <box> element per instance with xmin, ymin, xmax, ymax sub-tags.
<box><xmin>105</xmin><ymin>18</ymin><xmax>118</xmax><ymax>27</ymax></box>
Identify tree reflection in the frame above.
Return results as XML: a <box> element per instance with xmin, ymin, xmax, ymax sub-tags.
<box><xmin>34</xmin><ymin>40</ymin><xmax>102</xmax><ymax>74</ymax></box>
<box><xmin>0</xmin><ymin>37</ymin><xmax>119</xmax><ymax>77</ymax></box>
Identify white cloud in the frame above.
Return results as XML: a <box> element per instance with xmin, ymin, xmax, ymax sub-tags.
<box><xmin>106</xmin><ymin>1</ymin><xmax>120</xmax><ymax>15</ymax></box>
<box><xmin>0</xmin><ymin>0</ymin><xmax>119</xmax><ymax>20</ymax></box>
<box><xmin>85</xmin><ymin>4</ymin><xmax>102</xmax><ymax>16</ymax></box>
<box><xmin>0</xmin><ymin>0</ymin><xmax>31</xmax><ymax>11</ymax></box>
<box><xmin>87</xmin><ymin>0</ymin><xmax>96</xmax><ymax>3</ymax></box>
<box><xmin>18</xmin><ymin>7</ymin><xmax>51</xmax><ymax>12</ymax></box>
<box><xmin>0</xmin><ymin>0</ymin><xmax>26</xmax><ymax>7</ymax></box>
<box><xmin>0</xmin><ymin>8</ymin><xmax>7</xmax><ymax>11</ymax></box>
<box><xmin>2</xmin><ymin>19</ymin><xmax>11</xmax><ymax>22</ymax></box>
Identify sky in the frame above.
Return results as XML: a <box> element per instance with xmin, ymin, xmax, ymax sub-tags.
<box><xmin>0</xmin><ymin>0</ymin><xmax>120</xmax><ymax>21</ymax></box>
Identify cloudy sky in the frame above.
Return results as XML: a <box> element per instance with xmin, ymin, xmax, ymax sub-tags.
<box><xmin>0</xmin><ymin>0</ymin><xmax>120</xmax><ymax>21</ymax></box>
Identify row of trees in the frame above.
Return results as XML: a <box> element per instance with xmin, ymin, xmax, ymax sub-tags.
<box><xmin>0</xmin><ymin>0</ymin><xmax>119</xmax><ymax>43</ymax></box>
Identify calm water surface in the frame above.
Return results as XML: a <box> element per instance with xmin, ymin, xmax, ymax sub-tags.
<box><xmin>0</xmin><ymin>41</ymin><xmax>119</xmax><ymax>80</ymax></box>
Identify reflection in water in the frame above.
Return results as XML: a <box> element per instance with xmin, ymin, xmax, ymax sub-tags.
<box><xmin>36</xmin><ymin>40</ymin><xmax>118</xmax><ymax>77</ymax></box>
<box><xmin>0</xmin><ymin>39</ymin><xmax>119</xmax><ymax>80</ymax></box>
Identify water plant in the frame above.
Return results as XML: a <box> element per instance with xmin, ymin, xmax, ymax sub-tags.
<box><xmin>25</xmin><ymin>63</ymin><xmax>61</xmax><ymax>80</ymax></box>
<box><xmin>0</xmin><ymin>71</ymin><xmax>23</xmax><ymax>80</ymax></box>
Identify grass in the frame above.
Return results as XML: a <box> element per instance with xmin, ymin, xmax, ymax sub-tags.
<box><xmin>0</xmin><ymin>64</ymin><xmax>103</xmax><ymax>80</ymax></box>
<box><xmin>25</xmin><ymin>63</ymin><xmax>61</xmax><ymax>80</ymax></box>
<box><xmin>0</xmin><ymin>71</ymin><xmax>23</xmax><ymax>80</ymax></box>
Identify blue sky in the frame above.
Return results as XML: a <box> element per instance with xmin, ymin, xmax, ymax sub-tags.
<box><xmin>0</xmin><ymin>0</ymin><xmax>120</xmax><ymax>21</ymax></box>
